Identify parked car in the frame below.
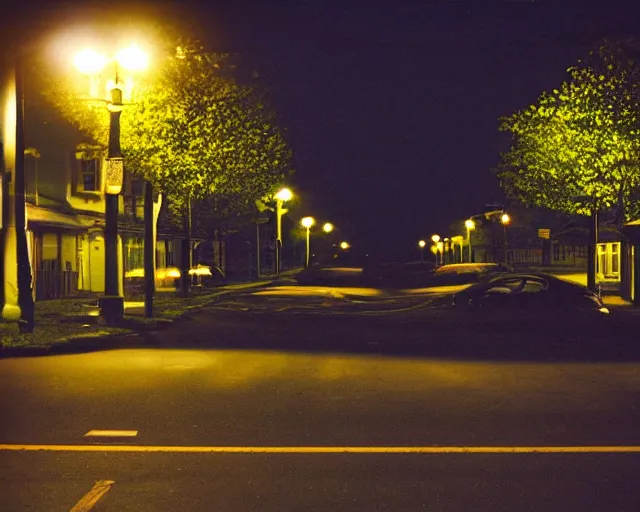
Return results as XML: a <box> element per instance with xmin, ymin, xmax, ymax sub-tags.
<box><xmin>451</xmin><ymin>272</ymin><xmax>610</xmax><ymax>319</ymax></box>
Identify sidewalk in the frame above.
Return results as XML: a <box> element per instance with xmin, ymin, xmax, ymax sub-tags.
<box><xmin>0</xmin><ymin>273</ymin><xmax>300</xmax><ymax>358</ymax></box>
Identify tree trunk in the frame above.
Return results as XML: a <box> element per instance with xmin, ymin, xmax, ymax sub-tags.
<box><xmin>179</xmin><ymin>197</ymin><xmax>191</xmax><ymax>297</ymax></box>
<box><xmin>15</xmin><ymin>55</ymin><xmax>34</xmax><ymax>332</ymax></box>
<box><xmin>143</xmin><ymin>181</ymin><xmax>154</xmax><ymax>317</ymax></box>
<box><xmin>587</xmin><ymin>208</ymin><xmax>599</xmax><ymax>292</ymax></box>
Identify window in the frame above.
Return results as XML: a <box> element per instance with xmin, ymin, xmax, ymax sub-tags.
<box><xmin>80</xmin><ymin>159</ymin><xmax>101</xmax><ymax>192</ymax></box>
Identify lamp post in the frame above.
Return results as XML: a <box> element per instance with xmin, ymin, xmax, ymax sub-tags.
<box><xmin>73</xmin><ymin>45</ymin><xmax>148</xmax><ymax>324</ymax></box>
<box><xmin>501</xmin><ymin>213</ymin><xmax>510</xmax><ymax>264</ymax></box>
<box><xmin>301</xmin><ymin>216</ymin><xmax>315</xmax><ymax>267</ymax></box>
<box><xmin>431</xmin><ymin>234</ymin><xmax>441</xmax><ymax>265</ymax></box>
<box><xmin>418</xmin><ymin>239</ymin><xmax>426</xmax><ymax>261</ymax></box>
<box><xmin>465</xmin><ymin>219</ymin><xmax>475</xmax><ymax>263</ymax></box>
<box><xmin>274</xmin><ymin>187</ymin><xmax>292</xmax><ymax>275</ymax></box>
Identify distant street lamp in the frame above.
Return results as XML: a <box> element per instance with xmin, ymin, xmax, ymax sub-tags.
<box><xmin>340</xmin><ymin>241</ymin><xmax>350</xmax><ymax>250</ymax></box>
<box><xmin>274</xmin><ymin>187</ymin><xmax>292</xmax><ymax>275</ymax></box>
<box><xmin>301</xmin><ymin>216</ymin><xmax>316</xmax><ymax>267</ymax></box>
<box><xmin>431</xmin><ymin>234</ymin><xmax>441</xmax><ymax>265</ymax></box>
<box><xmin>501</xmin><ymin>213</ymin><xmax>510</xmax><ymax>263</ymax></box>
<box><xmin>322</xmin><ymin>222</ymin><xmax>334</xmax><ymax>234</ymax></box>
<box><xmin>418</xmin><ymin>239</ymin><xmax>426</xmax><ymax>261</ymax></box>
<box><xmin>465</xmin><ymin>219</ymin><xmax>475</xmax><ymax>263</ymax></box>
<box><xmin>73</xmin><ymin>44</ymin><xmax>149</xmax><ymax>324</ymax></box>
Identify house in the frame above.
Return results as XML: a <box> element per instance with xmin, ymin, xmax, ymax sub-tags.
<box><xmin>21</xmin><ymin>79</ymin><xmax>187</xmax><ymax>300</ymax></box>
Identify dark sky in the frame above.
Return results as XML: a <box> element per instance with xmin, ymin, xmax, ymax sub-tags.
<box><xmin>8</xmin><ymin>0</ymin><xmax>640</xmax><ymax>260</ymax></box>
<box><xmin>196</xmin><ymin>0</ymin><xmax>638</xmax><ymax>259</ymax></box>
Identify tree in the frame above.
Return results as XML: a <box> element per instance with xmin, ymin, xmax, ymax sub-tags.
<box><xmin>497</xmin><ymin>39</ymin><xmax>640</xmax><ymax>220</ymax></box>
<box><xmin>496</xmin><ymin>39</ymin><xmax>640</xmax><ymax>288</ymax></box>
<box><xmin>37</xmin><ymin>41</ymin><xmax>292</xmax><ymax>219</ymax></box>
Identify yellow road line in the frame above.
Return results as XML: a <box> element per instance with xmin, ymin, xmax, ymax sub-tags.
<box><xmin>70</xmin><ymin>479</ymin><xmax>115</xmax><ymax>512</ymax></box>
<box><xmin>83</xmin><ymin>430</ymin><xmax>138</xmax><ymax>438</ymax></box>
<box><xmin>2</xmin><ymin>444</ymin><xmax>640</xmax><ymax>454</ymax></box>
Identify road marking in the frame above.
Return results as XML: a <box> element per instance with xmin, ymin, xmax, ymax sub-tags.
<box><xmin>83</xmin><ymin>430</ymin><xmax>138</xmax><ymax>438</ymax></box>
<box><xmin>70</xmin><ymin>479</ymin><xmax>115</xmax><ymax>512</ymax></box>
<box><xmin>2</xmin><ymin>444</ymin><xmax>640</xmax><ymax>454</ymax></box>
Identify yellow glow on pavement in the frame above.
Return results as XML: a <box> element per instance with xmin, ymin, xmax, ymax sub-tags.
<box><xmin>252</xmin><ymin>286</ymin><xmax>382</xmax><ymax>297</ymax></box>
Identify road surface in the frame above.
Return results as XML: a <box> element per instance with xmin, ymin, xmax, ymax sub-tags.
<box><xmin>1</xmin><ymin>283</ymin><xmax>639</xmax><ymax>511</ymax></box>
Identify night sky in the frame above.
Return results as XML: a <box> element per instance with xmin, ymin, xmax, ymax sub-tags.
<box><xmin>196</xmin><ymin>0</ymin><xmax>638</xmax><ymax>259</ymax></box>
<box><xmin>9</xmin><ymin>0</ymin><xmax>640</xmax><ymax>260</ymax></box>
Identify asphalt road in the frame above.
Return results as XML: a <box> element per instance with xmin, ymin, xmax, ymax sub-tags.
<box><xmin>1</xmin><ymin>283</ymin><xmax>640</xmax><ymax>511</ymax></box>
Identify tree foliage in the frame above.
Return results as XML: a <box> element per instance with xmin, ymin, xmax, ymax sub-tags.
<box><xmin>496</xmin><ymin>39</ymin><xmax>640</xmax><ymax>223</ymax></box>
<box><xmin>39</xmin><ymin>40</ymin><xmax>292</xmax><ymax>221</ymax></box>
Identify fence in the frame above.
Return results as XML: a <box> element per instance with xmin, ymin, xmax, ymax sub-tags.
<box><xmin>35</xmin><ymin>261</ymin><xmax>79</xmax><ymax>300</ymax></box>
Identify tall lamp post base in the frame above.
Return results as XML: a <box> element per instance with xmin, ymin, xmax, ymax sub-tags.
<box><xmin>99</xmin><ymin>296</ymin><xmax>124</xmax><ymax>325</ymax></box>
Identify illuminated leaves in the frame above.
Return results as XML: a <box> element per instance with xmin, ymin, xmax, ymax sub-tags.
<box><xmin>497</xmin><ymin>39</ymin><xmax>640</xmax><ymax>222</ymax></box>
<box><xmin>40</xmin><ymin>40</ymin><xmax>292</xmax><ymax>219</ymax></box>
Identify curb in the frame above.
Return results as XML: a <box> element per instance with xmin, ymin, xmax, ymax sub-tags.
<box><xmin>0</xmin><ymin>278</ymin><xmax>288</xmax><ymax>359</ymax></box>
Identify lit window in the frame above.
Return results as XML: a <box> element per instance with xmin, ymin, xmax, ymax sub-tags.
<box><xmin>80</xmin><ymin>159</ymin><xmax>100</xmax><ymax>192</ymax></box>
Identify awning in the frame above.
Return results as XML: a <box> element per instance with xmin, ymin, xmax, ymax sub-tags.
<box><xmin>27</xmin><ymin>204</ymin><xmax>94</xmax><ymax>232</ymax></box>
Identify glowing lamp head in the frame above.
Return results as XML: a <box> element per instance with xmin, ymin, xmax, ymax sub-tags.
<box><xmin>418</xmin><ymin>240</ymin><xmax>426</xmax><ymax>248</ymax></box>
<box><xmin>73</xmin><ymin>48</ymin><xmax>107</xmax><ymax>75</ymax></box>
<box><xmin>501</xmin><ymin>213</ymin><xmax>511</xmax><ymax>225</ymax></box>
<box><xmin>115</xmin><ymin>45</ymin><xmax>149</xmax><ymax>72</ymax></box>
<box><xmin>323</xmin><ymin>222</ymin><xmax>334</xmax><ymax>233</ymax></box>
<box><xmin>340</xmin><ymin>241</ymin><xmax>350</xmax><ymax>250</ymax></box>
<box><xmin>431</xmin><ymin>234</ymin><xmax>440</xmax><ymax>243</ymax></box>
<box><xmin>465</xmin><ymin>219</ymin><xmax>475</xmax><ymax>230</ymax></box>
<box><xmin>301</xmin><ymin>216</ymin><xmax>315</xmax><ymax>229</ymax></box>
<box><xmin>275</xmin><ymin>187</ymin><xmax>293</xmax><ymax>202</ymax></box>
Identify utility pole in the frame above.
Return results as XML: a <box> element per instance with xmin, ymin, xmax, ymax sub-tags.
<box><xmin>1</xmin><ymin>49</ymin><xmax>34</xmax><ymax>332</ymax></box>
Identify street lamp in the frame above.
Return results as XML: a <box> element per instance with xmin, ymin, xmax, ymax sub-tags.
<box><xmin>418</xmin><ymin>239</ymin><xmax>426</xmax><ymax>261</ymax></box>
<box><xmin>465</xmin><ymin>219</ymin><xmax>475</xmax><ymax>263</ymax></box>
<box><xmin>340</xmin><ymin>241</ymin><xmax>350</xmax><ymax>250</ymax></box>
<box><xmin>431</xmin><ymin>234</ymin><xmax>441</xmax><ymax>265</ymax></box>
<box><xmin>501</xmin><ymin>213</ymin><xmax>510</xmax><ymax>264</ymax></box>
<box><xmin>73</xmin><ymin>44</ymin><xmax>148</xmax><ymax>324</ymax></box>
<box><xmin>274</xmin><ymin>187</ymin><xmax>292</xmax><ymax>275</ymax></box>
<box><xmin>301</xmin><ymin>216</ymin><xmax>315</xmax><ymax>267</ymax></box>
<box><xmin>323</xmin><ymin>222</ymin><xmax>334</xmax><ymax>234</ymax></box>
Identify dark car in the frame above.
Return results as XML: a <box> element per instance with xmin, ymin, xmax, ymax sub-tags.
<box><xmin>451</xmin><ymin>272</ymin><xmax>610</xmax><ymax>319</ymax></box>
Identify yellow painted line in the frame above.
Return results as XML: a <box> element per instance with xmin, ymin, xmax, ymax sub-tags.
<box><xmin>70</xmin><ymin>479</ymin><xmax>115</xmax><ymax>512</ymax></box>
<box><xmin>83</xmin><ymin>430</ymin><xmax>138</xmax><ymax>438</ymax></box>
<box><xmin>2</xmin><ymin>444</ymin><xmax>640</xmax><ymax>454</ymax></box>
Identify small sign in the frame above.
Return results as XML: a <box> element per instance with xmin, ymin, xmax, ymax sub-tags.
<box><xmin>538</xmin><ymin>228</ymin><xmax>550</xmax><ymax>239</ymax></box>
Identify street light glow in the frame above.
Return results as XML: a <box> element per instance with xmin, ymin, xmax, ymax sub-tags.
<box><xmin>340</xmin><ymin>241</ymin><xmax>350</xmax><ymax>250</ymax></box>
<box><xmin>73</xmin><ymin>48</ymin><xmax>107</xmax><ymax>75</ymax></box>
<box><xmin>501</xmin><ymin>213</ymin><xmax>511</xmax><ymax>225</ymax></box>
<box><xmin>418</xmin><ymin>240</ymin><xmax>426</xmax><ymax>248</ymax></box>
<box><xmin>115</xmin><ymin>45</ymin><xmax>149</xmax><ymax>72</ymax></box>
<box><xmin>431</xmin><ymin>234</ymin><xmax>440</xmax><ymax>243</ymax></box>
<box><xmin>275</xmin><ymin>187</ymin><xmax>293</xmax><ymax>202</ymax></box>
<box><xmin>323</xmin><ymin>222</ymin><xmax>334</xmax><ymax>233</ymax></box>
<box><xmin>465</xmin><ymin>219</ymin><xmax>475</xmax><ymax>230</ymax></box>
<box><xmin>301</xmin><ymin>216</ymin><xmax>315</xmax><ymax>229</ymax></box>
